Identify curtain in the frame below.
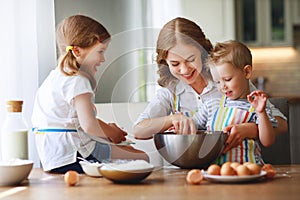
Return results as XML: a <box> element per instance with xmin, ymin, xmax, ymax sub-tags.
<box><xmin>0</xmin><ymin>0</ymin><xmax>38</xmax><ymax>123</ymax></box>
<box><xmin>0</xmin><ymin>0</ymin><xmax>56</xmax><ymax>166</ymax></box>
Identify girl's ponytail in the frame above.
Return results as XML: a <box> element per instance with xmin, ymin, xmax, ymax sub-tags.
<box><xmin>58</xmin><ymin>49</ymin><xmax>80</xmax><ymax>76</ymax></box>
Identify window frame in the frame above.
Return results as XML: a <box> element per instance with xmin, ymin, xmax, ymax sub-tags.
<box><xmin>236</xmin><ymin>0</ymin><xmax>293</xmax><ymax>47</ymax></box>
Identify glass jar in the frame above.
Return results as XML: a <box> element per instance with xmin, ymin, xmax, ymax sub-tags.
<box><xmin>1</xmin><ymin>100</ymin><xmax>28</xmax><ymax>160</ymax></box>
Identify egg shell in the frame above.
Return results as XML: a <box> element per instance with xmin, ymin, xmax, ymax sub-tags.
<box><xmin>230</xmin><ymin>162</ymin><xmax>241</xmax><ymax>171</ymax></box>
<box><xmin>64</xmin><ymin>170</ymin><xmax>79</xmax><ymax>186</ymax></box>
<box><xmin>220</xmin><ymin>165</ymin><xmax>236</xmax><ymax>176</ymax></box>
<box><xmin>207</xmin><ymin>164</ymin><xmax>221</xmax><ymax>175</ymax></box>
<box><xmin>243</xmin><ymin>162</ymin><xmax>253</xmax><ymax>166</ymax></box>
<box><xmin>262</xmin><ymin>163</ymin><xmax>275</xmax><ymax>171</ymax></box>
<box><xmin>236</xmin><ymin>165</ymin><xmax>251</xmax><ymax>176</ymax></box>
<box><xmin>262</xmin><ymin>164</ymin><xmax>276</xmax><ymax>178</ymax></box>
<box><xmin>264</xmin><ymin>169</ymin><xmax>276</xmax><ymax>178</ymax></box>
<box><xmin>186</xmin><ymin>169</ymin><xmax>203</xmax><ymax>184</ymax></box>
<box><xmin>221</xmin><ymin>162</ymin><xmax>232</xmax><ymax>169</ymax></box>
<box><xmin>246</xmin><ymin>163</ymin><xmax>261</xmax><ymax>175</ymax></box>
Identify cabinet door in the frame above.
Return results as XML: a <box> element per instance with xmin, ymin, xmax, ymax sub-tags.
<box><xmin>182</xmin><ymin>0</ymin><xmax>235</xmax><ymax>44</ymax></box>
<box><xmin>292</xmin><ymin>0</ymin><xmax>300</xmax><ymax>24</ymax></box>
<box><xmin>236</xmin><ymin>0</ymin><xmax>293</xmax><ymax>46</ymax></box>
<box><xmin>289</xmin><ymin>101</ymin><xmax>300</xmax><ymax>164</ymax></box>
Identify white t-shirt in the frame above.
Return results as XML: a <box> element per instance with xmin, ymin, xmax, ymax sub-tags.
<box><xmin>32</xmin><ymin>69</ymin><xmax>96</xmax><ymax>171</ymax></box>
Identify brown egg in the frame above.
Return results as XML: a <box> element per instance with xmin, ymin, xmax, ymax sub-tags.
<box><xmin>262</xmin><ymin>163</ymin><xmax>275</xmax><ymax>171</ymax></box>
<box><xmin>236</xmin><ymin>165</ymin><xmax>251</xmax><ymax>176</ymax></box>
<box><xmin>262</xmin><ymin>164</ymin><xmax>276</xmax><ymax>178</ymax></box>
<box><xmin>243</xmin><ymin>162</ymin><xmax>253</xmax><ymax>166</ymax></box>
<box><xmin>186</xmin><ymin>169</ymin><xmax>203</xmax><ymax>184</ymax></box>
<box><xmin>222</xmin><ymin>162</ymin><xmax>232</xmax><ymax>169</ymax></box>
<box><xmin>64</xmin><ymin>170</ymin><xmax>79</xmax><ymax>186</ymax></box>
<box><xmin>246</xmin><ymin>163</ymin><xmax>261</xmax><ymax>175</ymax></box>
<box><xmin>207</xmin><ymin>164</ymin><xmax>221</xmax><ymax>175</ymax></box>
<box><xmin>220</xmin><ymin>165</ymin><xmax>236</xmax><ymax>176</ymax></box>
<box><xmin>230</xmin><ymin>162</ymin><xmax>241</xmax><ymax>171</ymax></box>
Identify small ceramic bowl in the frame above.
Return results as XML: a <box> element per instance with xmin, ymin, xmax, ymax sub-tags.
<box><xmin>98</xmin><ymin>159</ymin><xmax>154</xmax><ymax>183</ymax></box>
<box><xmin>79</xmin><ymin>161</ymin><xmax>102</xmax><ymax>177</ymax></box>
<box><xmin>0</xmin><ymin>159</ymin><xmax>33</xmax><ymax>186</ymax></box>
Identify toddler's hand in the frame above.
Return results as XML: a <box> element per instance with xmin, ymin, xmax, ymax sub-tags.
<box><xmin>106</xmin><ymin>123</ymin><xmax>127</xmax><ymax>144</ymax></box>
<box><xmin>222</xmin><ymin>124</ymin><xmax>246</xmax><ymax>153</ymax></box>
<box><xmin>247</xmin><ymin>90</ymin><xmax>268</xmax><ymax>113</ymax></box>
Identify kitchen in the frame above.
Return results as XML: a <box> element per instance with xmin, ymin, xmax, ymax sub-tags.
<box><xmin>0</xmin><ymin>0</ymin><xmax>300</xmax><ymax>199</ymax></box>
<box><xmin>0</xmin><ymin>0</ymin><xmax>300</xmax><ymax>197</ymax></box>
<box><xmin>60</xmin><ymin>0</ymin><xmax>300</xmax><ymax>102</ymax></box>
<box><xmin>47</xmin><ymin>0</ymin><xmax>300</xmax><ymax>165</ymax></box>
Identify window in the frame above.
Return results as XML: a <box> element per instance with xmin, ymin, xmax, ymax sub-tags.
<box><xmin>236</xmin><ymin>0</ymin><xmax>292</xmax><ymax>46</ymax></box>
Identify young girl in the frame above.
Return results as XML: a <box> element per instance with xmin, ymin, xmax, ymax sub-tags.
<box><xmin>133</xmin><ymin>18</ymin><xmax>287</xmax><ymax>155</ymax></box>
<box><xmin>194</xmin><ymin>40</ymin><xmax>280</xmax><ymax>164</ymax></box>
<box><xmin>32</xmin><ymin>15</ymin><xmax>148</xmax><ymax>173</ymax></box>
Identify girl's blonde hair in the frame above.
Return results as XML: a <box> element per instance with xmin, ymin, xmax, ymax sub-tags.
<box><xmin>156</xmin><ymin>17</ymin><xmax>213</xmax><ymax>87</ymax></box>
<box><xmin>207</xmin><ymin>40</ymin><xmax>252</xmax><ymax>70</ymax></box>
<box><xmin>56</xmin><ymin>15</ymin><xmax>111</xmax><ymax>76</ymax></box>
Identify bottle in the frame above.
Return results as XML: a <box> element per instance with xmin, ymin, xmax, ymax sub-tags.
<box><xmin>1</xmin><ymin>100</ymin><xmax>28</xmax><ymax>160</ymax></box>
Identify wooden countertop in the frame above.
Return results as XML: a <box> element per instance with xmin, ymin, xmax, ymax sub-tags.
<box><xmin>1</xmin><ymin>165</ymin><xmax>300</xmax><ymax>200</ymax></box>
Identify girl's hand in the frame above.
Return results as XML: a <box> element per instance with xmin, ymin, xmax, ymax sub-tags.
<box><xmin>247</xmin><ymin>90</ymin><xmax>268</xmax><ymax>113</ymax></box>
<box><xmin>171</xmin><ymin>113</ymin><xmax>197</xmax><ymax>134</ymax></box>
<box><xmin>98</xmin><ymin>120</ymin><xmax>127</xmax><ymax>144</ymax></box>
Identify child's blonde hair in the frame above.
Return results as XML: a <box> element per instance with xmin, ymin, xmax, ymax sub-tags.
<box><xmin>56</xmin><ymin>15</ymin><xmax>111</xmax><ymax>76</ymax></box>
<box><xmin>207</xmin><ymin>40</ymin><xmax>252</xmax><ymax>70</ymax></box>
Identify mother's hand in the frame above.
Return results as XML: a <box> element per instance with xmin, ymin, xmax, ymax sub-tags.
<box><xmin>171</xmin><ymin>113</ymin><xmax>197</xmax><ymax>134</ymax></box>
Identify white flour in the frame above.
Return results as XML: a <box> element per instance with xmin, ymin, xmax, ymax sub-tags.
<box><xmin>102</xmin><ymin>160</ymin><xmax>153</xmax><ymax>171</ymax></box>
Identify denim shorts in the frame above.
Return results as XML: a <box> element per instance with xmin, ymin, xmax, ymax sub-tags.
<box><xmin>91</xmin><ymin>141</ymin><xmax>111</xmax><ymax>162</ymax></box>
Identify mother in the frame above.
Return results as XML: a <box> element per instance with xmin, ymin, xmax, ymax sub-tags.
<box><xmin>132</xmin><ymin>17</ymin><xmax>287</xmax><ymax>153</ymax></box>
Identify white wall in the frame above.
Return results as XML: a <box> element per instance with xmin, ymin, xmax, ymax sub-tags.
<box><xmin>36</xmin><ymin>0</ymin><xmax>57</xmax><ymax>85</ymax></box>
<box><xmin>182</xmin><ymin>0</ymin><xmax>235</xmax><ymax>45</ymax></box>
<box><xmin>54</xmin><ymin>0</ymin><xmax>152</xmax><ymax>103</ymax></box>
<box><xmin>54</xmin><ymin>0</ymin><xmax>183</xmax><ymax>103</ymax></box>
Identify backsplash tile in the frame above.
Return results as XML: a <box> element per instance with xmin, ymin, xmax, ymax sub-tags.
<box><xmin>250</xmin><ymin>47</ymin><xmax>300</xmax><ymax>98</ymax></box>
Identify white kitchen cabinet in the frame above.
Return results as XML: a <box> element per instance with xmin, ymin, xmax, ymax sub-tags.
<box><xmin>182</xmin><ymin>0</ymin><xmax>235</xmax><ymax>44</ymax></box>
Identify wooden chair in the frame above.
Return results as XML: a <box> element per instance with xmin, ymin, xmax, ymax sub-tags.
<box><xmin>260</xmin><ymin>98</ymin><xmax>291</xmax><ymax>164</ymax></box>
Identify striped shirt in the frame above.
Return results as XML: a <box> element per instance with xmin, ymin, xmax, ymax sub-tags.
<box><xmin>194</xmin><ymin>94</ymin><xmax>279</xmax><ymax>130</ymax></box>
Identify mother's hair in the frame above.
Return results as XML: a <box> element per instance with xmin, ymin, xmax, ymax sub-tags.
<box><xmin>156</xmin><ymin>17</ymin><xmax>213</xmax><ymax>87</ymax></box>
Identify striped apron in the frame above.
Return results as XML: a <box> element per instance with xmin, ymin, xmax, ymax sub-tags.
<box><xmin>209</xmin><ymin>96</ymin><xmax>261</xmax><ymax>164</ymax></box>
<box><xmin>173</xmin><ymin>93</ymin><xmax>198</xmax><ymax>117</ymax></box>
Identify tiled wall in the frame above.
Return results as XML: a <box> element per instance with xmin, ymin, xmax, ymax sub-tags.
<box><xmin>250</xmin><ymin>47</ymin><xmax>300</xmax><ymax>98</ymax></box>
